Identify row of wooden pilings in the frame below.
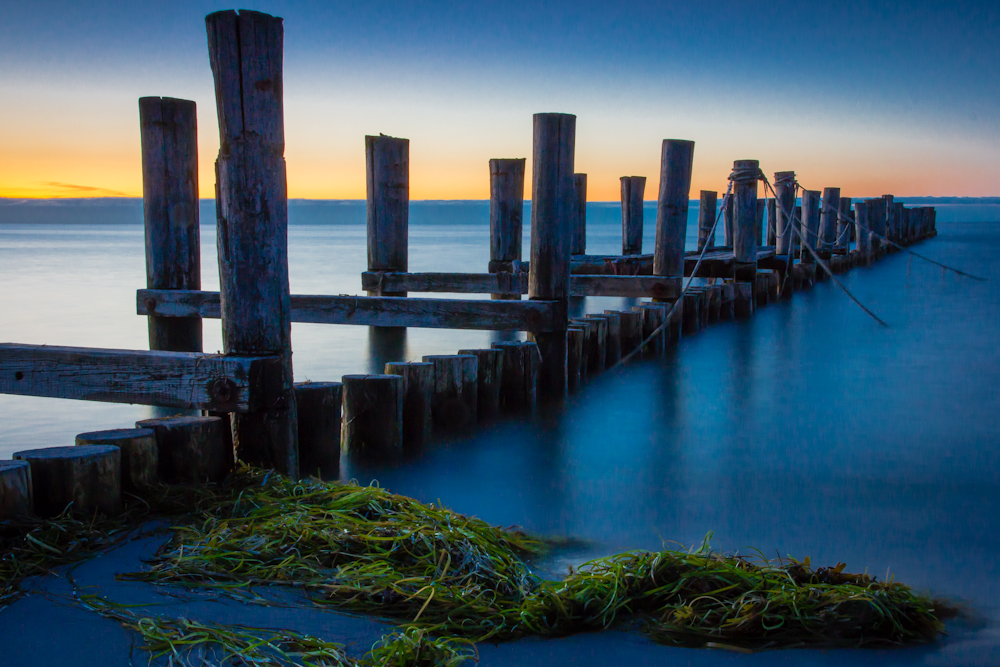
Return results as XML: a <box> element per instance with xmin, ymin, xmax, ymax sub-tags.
<box><xmin>0</xmin><ymin>8</ymin><xmax>938</xmax><ymax>521</ymax></box>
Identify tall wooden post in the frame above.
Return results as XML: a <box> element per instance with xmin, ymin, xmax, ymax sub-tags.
<box><xmin>206</xmin><ymin>9</ymin><xmax>298</xmax><ymax>476</ymax></box>
<box><xmin>653</xmin><ymin>139</ymin><xmax>695</xmax><ymax>281</ymax></box>
<box><xmin>571</xmin><ymin>173</ymin><xmax>587</xmax><ymax>255</ymax></box>
<box><xmin>620</xmin><ymin>176</ymin><xmax>645</xmax><ymax>255</ymax></box>
<box><xmin>527</xmin><ymin>113</ymin><xmax>574</xmax><ymax>399</ymax></box>
<box><xmin>870</xmin><ymin>197</ymin><xmax>887</xmax><ymax>254</ymax></box>
<box><xmin>731</xmin><ymin>160</ymin><xmax>760</xmax><ymax>281</ymax></box>
<box><xmin>697</xmin><ymin>190</ymin><xmax>717</xmax><ymax>251</ymax></box>
<box><xmin>773</xmin><ymin>171</ymin><xmax>796</xmax><ymax>257</ymax></box>
<box><xmin>488</xmin><ymin>158</ymin><xmax>525</xmax><ymax>300</ymax></box>
<box><xmin>883</xmin><ymin>195</ymin><xmax>895</xmax><ymax>243</ymax></box>
<box><xmin>800</xmin><ymin>190</ymin><xmax>821</xmax><ymax>262</ymax></box>
<box><xmin>766</xmin><ymin>197</ymin><xmax>777</xmax><ymax>246</ymax></box>
<box><xmin>366</xmin><ymin>135</ymin><xmax>409</xmax><ymax>296</ymax></box>
<box><xmin>818</xmin><ymin>187</ymin><xmax>840</xmax><ymax>256</ymax></box>
<box><xmin>854</xmin><ymin>200</ymin><xmax>871</xmax><ymax>262</ymax></box>
<box><xmin>837</xmin><ymin>197</ymin><xmax>852</xmax><ymax>252</ymax></box>
<box><xmin>723</xmin><ymin>196</ymin><xmax>734</xmax><ymax>246</ymax></box>
<box><xmin>755</xmin><ymin>198</ymin><xmax>765</xmax><ymax>247</ymax></box>
<box><xmin>140</xmin><ymin>97</ymin><xmax>202</xmax><ymax>353</ymax></box>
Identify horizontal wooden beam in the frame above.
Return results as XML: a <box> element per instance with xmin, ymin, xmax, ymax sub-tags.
<box><xmin>0</xmin><ymin>343</ymin><xmax>279</xmax><ymax>412</ymax></box>
<box><xmin>565</xmin><ymin>247</ymin><xmax>777</xmax><ymax>277</ymax></box>
<box><xmin>361</xmin><ymin>272</ymin><xmax>681</xmax><ymax>299</ymax></box>
<box><xmin>138</xmin><ymin>290</ymin><xmax>564</xmax><ymax>332</ymax></box>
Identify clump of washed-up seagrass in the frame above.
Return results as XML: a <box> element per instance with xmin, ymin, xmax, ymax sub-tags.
<box><xmin>363</xmin><ymin>628</ymin><xmax>477</xmax><ymax>667</ymax></box>
<box><xmin>128</xmin><ymin>468</ymin><xmax>951</xmax><ymax>651</ymax></box>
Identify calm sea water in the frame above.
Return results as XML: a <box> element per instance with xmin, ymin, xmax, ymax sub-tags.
<box><xmin>1</xmin><ymin>198</ymin><xmax>999</xmax><ymax>665</ymax></box>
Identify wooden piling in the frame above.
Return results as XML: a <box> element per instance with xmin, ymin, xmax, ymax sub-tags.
<box><xmin>384</xmin><ymin>362</ymin><xmax>433</xmax><ymax>449</ymax></box>
<box><xmin>294</xmin><ymin>382</ymin><xmax>342</xmax><ymax>477</ymax></box>
<box><xmin>719</xmin><ymin>283</ymin><xmax>735</xmax><ymax>320</ymax></box>
<box><xmin>366</xmin><ymin>134</ymin><xmax>409</xmax><ymax>295</ymax></box>
<box><xmin>583</xmin><ymin>315</ymin><xmax>608</xmax><ymax>372</ymax></box>
<box><xmin>756</xmin><ymin>198</ymin><xmax>765</xmax><ymax>247</ymax></box>
<box><xmin>653</xmin><ymin>139</ymin><xmax>695</xmax><ymax>281</ymax></box>
<box><xmin>618</xmin><ymin>311</ymin><xmax>643</xmax><ymax>357</ymax></box>
<box><xmin>707</xmin><ymin>285</ymin><xmax>722</xmax><ymax>322</ymax></box>
<box><xmin>883</xmin><ymin>195</ymin><xmax>896</xmax><ymax>243</ymax></box>
<box><xmin>571</xmin><ymin>173</ymin><xmax>588</xmax><ymax>255</ymax></box>
<box><xmin>566</xmin><ymin>327</ymin><xmax>584</xmax><ymax>392</ymax></box>
<box><xmin>527</xmin><ymin>113</ymin><xmax>574</xmax><ymax>399</ymax></box>
<box><xmin>76</xmin><ymin>428</ymin><xmax>157</xmax><ymax>494</ymax></box>
<box><xmin>723</xmin><ymin>196</ymin><xmax>734</xmax><ymax>247</ymax></box>
<box><xmin>140</xmin><ymin>96</ymin><xmax>202</xmax><ymax>354</ymax></box>
<box><xmin>206</xmin><ymin>10</ymin><xmax>298</xmax><ymax>477</ymax></box>
<box><xmin>635</xmin><ymin>303</ymin><xmax>668</xmax><ymax>357</ymax></box>
<box><xmin>894</xmin><ymin>202</ymin><xmax>905</xmax><ymax>245</ymax></box>
<box><xmin>773</xmin><ymin>171</ymin><xmax>796</xmax><ymax>257</ymax></box>
<box><xmin>489</xmin><ymin>158</ymin><xmax>526</xmax><ymax>299</ymax></box>
<box><xmin>340</xmin><ymin>374</ymin><xmax>403</xmax><ymax>460</ymax></box>
<box><xmin>491</xmin><ymin>341</ymin><xmax>539</xmax><ymax>412</ymax></box>
<box><xmin>869</xmin><ymin>197</ymin><xmax>887</xmax><ymax>254</ymax></box>
<box><xmin>855</xmin><ymin>200</ymin><xmax>872</xmax><ymax>263</ymax></box>
<box><xmin>457</xmin><ymin>349</ymin><xmax>503</xmax><ymax>421</ymax></box>
<box><xmin>621</xmin><ymin>176</ymin><xmax>646</xmax><ymax>255</ymax></box>
<box><xmin>697</xmin><ymin>190</ymin><xmax>717</xmax><ymax>251</ymax></box>
<box><xmin>422</xmin><ymin>355</ymin><xmax>478</xmax><ymax>430</ymax></box>
<box><xmin>14</xmin><ymin>446</ymin><xmax>121</xmax><ymax>518</ymax></box>
<box><xmin>136</xmin><ymin>415</ymin><xmax>233</xmax><ymax>483</ymax></box>
<box><xmin>837</xmin><ymin>197</ymin><xmax>852</xmax><ymax>253</ymax></box>
<box><xmin>0</xmin><ymin>461</ymin><xmax>32</xmax><ymax>520</ymax></box>
<box><xmin>570</xmin><ymin>319</ymin><xmax>594</xmax><ymax>380</ymax></box>
<box><xmin>731</xmin><ymin>160</ymin><xmax>760</xmax><ymax>284</ymax></box>
<box><xmin>818</xmin><ymin>187</ymin><xmax>841</xmax><ymax>255</ymax></box>
<box><xmin>800</xmin><ymin>190</ymin><xmax>821</xmax><ymax>262</ymax></box>
<box><xmin>599</xmin><ymin>311</ymin><xmax>623</xmax><ymax>367</ymax></box>
<box><xmin>733</xmin><ymin>282</ymin><xmax>754</xmax><ymax>318</ymax></box>
<box><xmin>682</xmin><ymin>292</ymin><xmax>700</xmax><ymax>335</ymax></box>
<box><xmin>766</xmin><ymin>197</ymin><xmax>777</xmax><ymax>246</ymax></box>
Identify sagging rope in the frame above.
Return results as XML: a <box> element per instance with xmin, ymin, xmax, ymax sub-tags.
<box><xmin>809</xmin><ymin>191</ymin><xmax>987</xmax><ymax>282</ymax></box>
<box><xmin>761</xmin><ymin>175</ymin><xmax>889</xmax><ymax>327</ymax></box>
<box><xmin>610</xmin><ymin>180</ymin><xmax>735</xmax><ymax>370</ymax></box>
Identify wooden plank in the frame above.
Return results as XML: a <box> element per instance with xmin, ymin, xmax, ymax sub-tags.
<box><xmin>654</xmin><ymin>139</ymin><xmax>695</xmax><ymax>279</ymax></box>
<box><xmin>139</xmin><ymin>96</ymin><xmax>202</xmax><ymax>354</ymax></box>
<box><xmin>207</xmin><ymin>8</ymin><xmax>297</xmax><ymax>476</ymax></box>
<box><xmin>138</xmin><ymin>289</ymin><xmax>565</xmax><ymax>332</ymax></box>
<box><xmin>0</xmin><ymin>343</ymin><xmax>279</xmax><ymax>413</ymax></box>
<box><xmin>360</xmin><ymin>272</ymin><xmax>680</xmax><ymax>299</ymax></box>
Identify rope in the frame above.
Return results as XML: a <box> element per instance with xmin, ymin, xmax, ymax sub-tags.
<box><xmin>761</xmin><ymin>175</ymin><xmax>889</xmax><ymax>327</ymax></box>
<box><xmin>610</xmin><ymin>181</ymin><xmax>734</xmax><ymax>370</ymax></box>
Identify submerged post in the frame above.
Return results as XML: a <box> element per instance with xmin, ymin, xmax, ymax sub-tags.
<box><xmin>818</xmin><ymin>187</ymin><xmax>840</xmax><ymax>257</ymax></box>
<box><xmin>800</xmin><ymin>190</ymin><xmax>821</xmax><ymax>262</ymax></box>
<box><xmin>366</xmin><ymin>134</ymin><xmax>409</xmax><ymax>296</ymax></box>
<box><xmin>773</xmin><ymin>171</ymin><xmax>796</xmax><ymax>258</ymax></box>
<box><xmin>206</xmin><ymin>9</ymin><xmax>298</xmax><ymax>476</ymax></box>
<box><xmin>571</xmin><ymin>173</ymin><xmax>587</xmax><ymax>255</ymax></box>
<box><xmin>731</xmin><ymin>160</ymin><xmax>760</xmax><ymax>282</ymax></box>
<box><xmin>489</xmin><ymin>158</ymin><xmax>526</xmax><ymax>300</ymax></box>
<box><xmin>621</xmin><ymin>176</ymin><xmax>646</xmax><ymax>255</ymax></box>
<box><xmin>697</xmin><ymin>190</ymin><xmax>717</xmax><ymax>251</ymax></box>
<box><xmin>653</xmin><ymin>139</ymin><xmax>695</xmax><ymax>282</ymax></box>
<box><xmin>527</xmin><ymin>113</ymin><xmax>574</xmax><ymax>399</ymax></box>
<box><xmin>140</xmin><ymin>97</ymin><xmax>202</xmax><ymax>353</ymax></box>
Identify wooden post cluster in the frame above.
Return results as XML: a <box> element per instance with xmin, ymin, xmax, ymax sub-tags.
<box><xmin>140</xmin><ymin>96</ymin><xmax>202</xmax><ymax>354</ymax></box>
<box><xmin>206</xmin><ymin>9</ymin><xmax>298</xmax><ymax>477</ymax></box>
<box><xmin>620</xmin><ymin>176</ymin><xmax>646</xmax><ymax>255</ymax></box>
<box><xmin>527</xmin><ymin>113</ymin><xmax>574</xmax><ymax>399</ymax></box>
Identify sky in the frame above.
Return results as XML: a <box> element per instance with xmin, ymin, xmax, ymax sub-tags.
<box><xmin>0</xmin><ymin>0</ymin><xmax>997</xmax><ymax>200</ymax></box>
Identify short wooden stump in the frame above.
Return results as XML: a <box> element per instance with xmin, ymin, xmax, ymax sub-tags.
<box><xmin>0</xmin><ymin>460</ymin><xmax>33</xmax><ymax>520</ymax></box>
<box><xmin>135</xmin><ymin>416</ymin><xmax>232</xmax><ymax>484</ymax></box>
<box><xmin>76</xmin><ymin>428</ymin><xmax>158</xmax><ymax>494</ymax></box>
<box><xmin>13</xmin><ymin>445</ymin><xmax>121</xmax><ymax>518</ymax></box>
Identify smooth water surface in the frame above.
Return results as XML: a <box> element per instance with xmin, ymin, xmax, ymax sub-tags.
<box><xmin>1</xmin><ymin>200</ymin><xmax>999</xmax><ymax>665</ymax></box>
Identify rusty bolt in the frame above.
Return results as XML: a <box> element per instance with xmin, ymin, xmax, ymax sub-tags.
<box><xmin>144</xmin><ymin>297</ymin><xmax>157</xmax><ymax>312</ymax></box>
<box><xmin>211</xmin><ymin>378</ymin><xmax>234</xmax><ymax>403</ymax></box>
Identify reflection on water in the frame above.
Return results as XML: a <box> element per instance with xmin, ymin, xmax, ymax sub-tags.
<box><xmin>1</xmin><ymin>210</ymin><xmax>999</xmax><ymax>664</ymax></box>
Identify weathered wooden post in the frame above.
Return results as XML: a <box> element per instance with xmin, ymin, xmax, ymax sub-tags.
<box><xmin>818</xmin><ymin>187</ymin><xmax>840</xmax><ymax>257</ymax></box>
<box><xmin>527</xmin><ymin>113</ymin><xmax>573</xmax><ymax>399</ymax></box>
<box><xmin>800</xmin><ymin>190</ymin><xmax>821</xmax><ymax>262</ymax></box>
<box><xmin>883</xmin><ymin>195</ymin><xmax>896</xmax><ymax>244</ymax></box>
<box><xmin>580</xmin><ymin>316</ymin><xmax>607</xmax><ymax>372</ymax></box>
<box><xmin>837</xmin><ymin>197</ymin><xmax>852</xmax><ymax>253</ymax></box>
<box><xmin>566</xmin><ymin>327</ymin><xmax>584</xmax><ymax>393</ymax></box>
<box><xmin>774</xmin><ymin>171</ymin><xmax>796</xmax><ymax>258</ymax></box>
<box><xmin>653</xmin><ymin>139</ymin><xmax>694</xmax><ymax>297</ymax></box>
<box><xmin>855</xmin><ymin>200</ymin><xmax>872</xmax><ymax>263</ymax></box>
<box><xmin>294</xmin><ymin>382</ymin><xmax>342</xmax><ymax>477</ymax></box>
<box><xmin>76</xmin><ymin>428</ymin><xmax>158</xmax><ymax>493</ymax></box>
<box><xmin>894</xmin><ymin>202</ymin><xmax>905</xmax><ymax>245</ymax></box>
<box><xmin>571</xmin><ymin>173</ymin><xmax>587</xmax><ymax>255</ymax></box>
<box><xmin>491</xmin><ymin>341</ymin><xmax>539</xmax><ymax>412</ymax></box>
<box><xmin>766</xmin><ymin>197</ymin><xmax>777</xmax><ymax>246</ymax></box>
<box><xmin>457</xmin><ymin>348</ymin><xmax>503</xmax><ymax>421</ymax></box>
<box><xmin>697</xmin><ymin>190</ymin><xmax>717</xmax><ymax>251</ymax></box>
<box><xmin>723</xmin><ymin>196</ymin><xmax>734</xmax><ymax>246</ymax></box>
<box><xmin>0</xmin><ymin>461</ymin><xmax>32</xmax><ymax>520</ymax></box>
<box><xmin>870</xmin><ymin>197</ymin><xmax>887</xmax><ymax>255</ymax></box>
<box><xmin>599</xmin><ymin>311</ymin><xmax>622</xmax><ymax>367</ymax></box>
<box><xmin>14</xmin><ymin>446</ymin><xmax>121</xmax><ymax>518</ymax></box>
<box><xmin>572</xmin><ymin>318</ymin><xmax>595</xmax><ymax>378</ymax></box>
<box><xmin>137</xmin><ymin>415</ymin><xmax>232</xmax><ymax>482</ymax></box>
<box><xmin>140</xmin><ymin>97</ymin><xmax>202</xmax><ymax>354</ymax></box>
<box><xmin>341</xmin><ymin>375</ymin><xmax>403</xmax><ymax>461</ymax></box>
<box><xmin>384</xmin><ymin>362</ymin><xmax>433</xmax><ymax>448</ymax></box>
<box><xmin>731</xmin><ymin>160</ymin><xmax>760</xmax><ymax>284</ymax></box>
<box><xmin>621</xmin><ymin>176</ymin><xmax>646</xmax><ymax>255</ymax></box>
<box><xmin>489</xmin><ymin>158</ymin><xmax>526</xmax><ymax>300</ymax></box>
<box><xmin>618</xmin><ymin>310</ymin><xmax>642</xmax><ymax>357</ymax></box>
<box><xmin>755</xmin><ymin>198</ymin><xmax>765</xmax><ymax>246</ymax></box>
<box><xmin>422</xmin><ymin>355</ymin><xmax>478</xmax><ymax>429</ymax></box>
<box><xmin>365</xmin><ymin>134</ymin><xmax>409</xmax><ymax>296</ymax></box>
<box><xmin>206</xmin><ymin>10</ymin><xmax>298</xmax><ymax>476</ymax></box>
